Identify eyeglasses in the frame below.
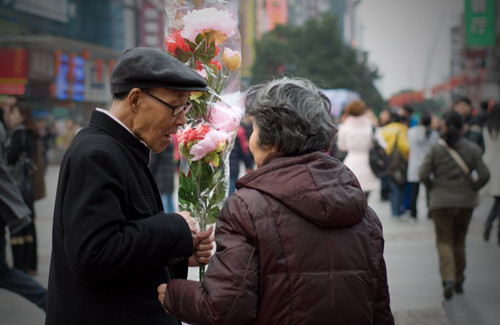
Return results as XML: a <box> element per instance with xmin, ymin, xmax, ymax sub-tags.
<box><xmin>141</xmin><ymin>90</ymin><xmax>192</xmax><ymax>116</ymax></box>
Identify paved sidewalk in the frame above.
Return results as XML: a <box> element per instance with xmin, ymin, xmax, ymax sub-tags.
<box><xmin>1</xmin><ymin>165</ymin><xmax>499</xmax><ymax>324</ymax></box>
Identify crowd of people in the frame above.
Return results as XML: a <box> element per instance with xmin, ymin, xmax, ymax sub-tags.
<box><xmin>0</xmin><ymin>45</ymin><xmax>498</xmax><ymax>323</ymax></box>
<box><xmin>334</xmin><ymin>96</ymin><xmax>498</xmax><ymax>301</ymax></box>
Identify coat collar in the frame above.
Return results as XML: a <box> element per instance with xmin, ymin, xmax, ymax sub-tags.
<box><xmin>89</xmin><ymin>109</ymin><xmax>150</xmax><ymax>164</ymax></box>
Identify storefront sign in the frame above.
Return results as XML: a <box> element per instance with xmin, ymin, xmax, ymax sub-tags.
<box><xmin>0</xmin><ymin>48</ymin><xmax>28</xmax><ymax>82</ymax></box>
<box><xmin>30</xmin><ymin>49</ymin><xmax>55</xmax><ymax>81</ymax></box>
<box><xmin>0</xmin><ymin>48</ymin><xmax>27</xmax><ymax>95</ymax></box>
<box><xmin>54</xmin><ymin>51</ymin><xmax>86</xmax><ymax>101</ymax></box>
<box><xmin>465</xmin><ymin>0</ymin><xmax>495</xmax><ymax>48</ymax></box>
<box><xmin>10</xmin><ymin>0</ymin><xmax>70</xmax><ymax>23</ymax></box>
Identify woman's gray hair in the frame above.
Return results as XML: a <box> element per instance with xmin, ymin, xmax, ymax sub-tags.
<box><xmin>245</xmin><ymin>77</ymin><xmax>337</xmax><ymax>154</ymax></box>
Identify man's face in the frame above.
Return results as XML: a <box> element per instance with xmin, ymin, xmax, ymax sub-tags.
<box><xmin>133</xmin><ymin>87</ymin><xmax>190</xmax><ymax>153</ymax></box>
<box><xmin>453</xmin><ymin>101</ymin><xmax>471</xmax><ymax>117</ymax></box>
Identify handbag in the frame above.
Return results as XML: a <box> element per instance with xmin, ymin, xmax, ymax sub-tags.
<box><xmin>369</xmin><ymin>126</ymin><xmax>388</xmax><ymax>177</ymax></box>
<box><xmin>386</xmin><ymin>132</ymin><xmax>408</xmax><ymax>185</ymax></box>
<box><xmin>8</xmin><ymin>130</ymin><xmax>37</xmax><ymax>203</ymax></box>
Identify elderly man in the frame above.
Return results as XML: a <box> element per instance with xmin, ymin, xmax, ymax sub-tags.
<box><xmin>45</xmin><ymin>47</ymin><xmax>214</xmax><ymax>325</ymax></box>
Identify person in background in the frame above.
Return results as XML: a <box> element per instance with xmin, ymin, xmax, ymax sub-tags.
<box><xmin>398</xmin><ymin>104</ymin><xmax>418</xmax><ymax>128</ymax></box>
<box><xmin>5</xmin><ymin>100</ymin><xmax>40</xmax><ymax>275</ymax></box>
<box><xmin>482</xmin><ymin>103</ymin><xmax>500</xmax><ymax>244</ymax></box>
<box><xmin>378</xmin><ymin>108</ymin><xmax>392</xmax><ymax>201</ymax></box>
<box><xmin>228</xmin><ymin>126</ymin><xmax>253</xmax><ymax>195</ymax></box>
<box><xmin>150</xmin><ymin>142</ymin><xmax>176</xmax><ymax>213</ymax></box>
<box><xmin>475</xmin><ymin>100</ymin><xmax>490</xmax><ymax>128</ymax></box>
<box><xmin>419</xmin><ymin>110</ymin><xmax>489</xmax><ymax>300</ymax></box>
<box><xmin>452</xmin><ymin>96</ymin><xmax>484</xmax><ymax>152</ymax></box>
<box><xmin>45</xmin><ymin>47</ymin><xmax>215</xmax><ymax>325</ymax></box>
<box><xmin>37</xmin><ymin>118</ymin><xmax>55</xmax><ymax>173</ymax></box>
<box><xmin>406</xmin><ymin>111</ymin><xmax>439</xmax><ymax>220</ymax></box>
<box><xmin>337</xmin><ymin>99</ymin><xmax>386</xmax><ymax>199</ymax></box>
<box><xmin>0</xmin><ymin>106</ymin><xmax>47</xmax><ymax>311</ymax></box>
<box><xmin>158</xmin><ymin>77</ymin><xmax>394</xmax><ymax>324</ymax></box>
<box><xmin>381</xmin><ymin>113</ymin><xmax>410</xmax><ymax>217</ymax></box>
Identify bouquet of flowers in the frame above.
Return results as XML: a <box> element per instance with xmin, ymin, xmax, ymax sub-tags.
<box><xmin>165</xmin><ymin>0</ymin><xmax>242</xmax><ymax>280</ymax></box>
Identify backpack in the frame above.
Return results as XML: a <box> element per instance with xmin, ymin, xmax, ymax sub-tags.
<box><xmin>386</xmin><ymin>131</ymin><xmax>407</xmax><ymax>185</ymax></box>
<box><xmin>369</xmin><ymin>126</ymin><xmax>388</xmax><ymax>177</ymax></box>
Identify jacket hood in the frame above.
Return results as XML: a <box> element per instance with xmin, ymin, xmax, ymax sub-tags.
<box><xmin>236</xmin><ymin>152</ymin><xmax>367</xmax><ymax>228</ymax></box>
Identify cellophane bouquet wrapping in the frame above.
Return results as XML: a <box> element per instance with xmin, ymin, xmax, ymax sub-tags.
<box><xmin>164</xmin><ymin>0</ymin><xmax>242</xmax><ymax>280</ymax></box>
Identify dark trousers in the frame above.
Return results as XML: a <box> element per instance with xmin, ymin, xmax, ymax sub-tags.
<box><xmin>431</xmin><ymin>208</ymin><xmax>472</xmax><ymax>285</ymax></box>
<box><xmin>388</xmin><ymin>179</ymin><xmax>405</xmax><ymax>217</ymax></box>
<box><xmin>485</xmin><ymin>196</ymin><xmax>500</xmax><ymax>230</ymax></box>
<box><xmin>380</xmin><ymin>175</ymin><xmax>390</xmax><ymax>201</ymax></box>
<box><xmin>0</xmin><ymin>225</ymin><xmax>46</xmax><ymax>310</ymax></box>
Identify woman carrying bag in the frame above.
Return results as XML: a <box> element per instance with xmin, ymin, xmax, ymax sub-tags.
<box><xmin>419</xmin><ymin>110</ymin><xmax>490</xmax><ymax>300</ymax></box>
<box><xmin>5</xmin><ymin>100</ymin><xmax>43</xmax><ymax>275</ymax></box>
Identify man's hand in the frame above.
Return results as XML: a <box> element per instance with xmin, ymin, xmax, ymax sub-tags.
<box><xmin>178</xmin><ymin>211</ymin><xmax>197</xmax><ymax>236</ymax></box>
<box><xmin>189</xmin><ymin>226</ymin><xmax>215</xmax><ymax>267</ymax></box>
<box><xmin>157</xmin><ymin>283</ymin><xmax>169</xmax><ymax>313</ymax></box>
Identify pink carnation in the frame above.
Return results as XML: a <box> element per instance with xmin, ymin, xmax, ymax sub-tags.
<box><xmin>189</xmin><ymin>129</ymin><xmax>230</xmax><ymax>161</ymax></box>
<box><xmin>209</xmin><ymin>101</ymin><xmax>242</xmax><ymax>133</ymax></box>
<box><xmin>181</xmin><ymin>8</ymin><xmax>237</xmax><ymax>44</ymax></box>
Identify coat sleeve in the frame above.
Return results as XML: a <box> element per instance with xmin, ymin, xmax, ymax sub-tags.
<box><xmin>419</xmin><ymin>144</ymin><xmax>435</xmax><ymax>188</ymax></box>
<box><xmin>470</xmin><ymin>148</ymin><xmax>490</xmax><ymax>191</ymax></box>
<box><xmin>164</xmin><ymin>194</ymin><xmax>259</xmax><ymax>325</ymax></box>
<box><xmin>62</xmin><ymin>149</ymin><xmax>193</xmax><ymax>284</ymax></box>
<box><xmin>367</xmin><ymin>208</ymin><xmax>395</xmax><ymax>325</ymax></box>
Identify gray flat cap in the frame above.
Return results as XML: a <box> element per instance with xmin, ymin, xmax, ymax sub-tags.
<box><xmin>110</xmin><ymin>47</ymin><xmax>208</xmax><ymax>94</ymax></box>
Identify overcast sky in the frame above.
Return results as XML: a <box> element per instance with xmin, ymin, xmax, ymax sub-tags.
<box><xmin>357</xmin><ymin>0</ymin><xmax>464</xmax><ymax>99</ymax></box>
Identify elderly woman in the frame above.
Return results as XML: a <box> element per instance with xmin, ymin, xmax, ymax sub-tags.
<box><xmin>157</xmin><ymin>77</ymin><xmax>394</xmax><ymax>324</ymax></box>
<box><xmin>420</xmin><ymin>110</ymin><xmax>489</xmax><ymax>300</ymax></box>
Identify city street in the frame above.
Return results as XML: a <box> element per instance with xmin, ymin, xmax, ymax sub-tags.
<box><xmin>1</xmin><ymin>165</ymin><xmax>500</xmax><ymax>324</ymax></box>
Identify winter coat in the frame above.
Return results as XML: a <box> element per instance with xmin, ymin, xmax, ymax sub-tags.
<box><xmin>45</xmin><ymin>109</ymin><xmax>193</xmax><ymax>325</ymax></box>
<box><xmin>380</xmin><ymin>122</ymin><xmax>409</xmax><ymax>158</ymax></box>
<box><xmin>419</xmin><ymin>137</ymin><xmax>490</xmax><ymax>209</ymax></box>
<box><xmin>164</xmin><ymin>151</ymin><xmax>394</xmax><ymax>325</ymax></box>
<box><xmin>406</xmin><ymin>126</ymin><xmax>439</xmax><ymax>183</ymax></box>
<box><xmin>482</xmin><ymin>127</ymin><xmax>500</xmax><ymax>196</ymax></box>
<box><xmin>337</xmin><ymin>114</ymin><xmax>386</xmax><ymax>191</ymax></box>
<box><xmin>0</xmin><ymin>122</ymin><xmax>31</xmax><ymax>226</ymax></box>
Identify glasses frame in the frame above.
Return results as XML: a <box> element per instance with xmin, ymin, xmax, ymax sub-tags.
<box><xmin>141</xmin><ymin>89</ymin><xmax>192</xmax><ymax>116</ymax></box>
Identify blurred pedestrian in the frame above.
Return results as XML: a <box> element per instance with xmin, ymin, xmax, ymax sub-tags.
<box><xmin>452</xmin><ymin>96</ymin><xmax>484</xmax><ymax>152</ymax></box>
<box><xmin>45</xmin><ymin>47</ymin><xmax>214</xmax><ymax>325</ymax></box>
<box><xmin>337</xmin><ymin>99</ymin><xmax>386</xmax><ymax>199</ymax></box>
<box><xmin>228</xmin><ymin>126</ymin><xmax>253</xmax><ymax>194</ymax></box>
<box><xmin>381</xmin><ymin>113</ymin><xmax>409</xmax><ymax>217</ymax></box>
<box><xmin>0</xmin><ymin>108</ymin><xmax>46</xmax><ymax>310</ymax></box>
<box><xmin>150</xmin><ymin>142</ymin><xmax>176</xmax><ymax>213</ymax></box>
<box><xmin>5</xmin><ymin>99</ymin><xmax>42</xmax><ymax>275</ymax></box>
<box><xmin>406</xmin><ymin>111</ymin><xmax>439</xmax><ymax>220</ymax></box>
<box><xmin>482</xmin><ymin>103</ymin><xmax>500</xmax><ymax>244</ymax></box>
<box><xmin>158</xmin><ymin>77</ymin><xmax>394</xmax><ymax>324</ymax></box>
<box><xmin>419</xmin><ymin>110</ymin><xmax>489</xmax><ymax>299</ymax></box>
<box><xmin>378</xmin><ymin>108</ymin><xmax>392</xmax><ymax>201</ymax></box>
<box><xmin>37</xmin><ymin>118</ymin><xmax>55</xmax><ymax>172</ymax></box>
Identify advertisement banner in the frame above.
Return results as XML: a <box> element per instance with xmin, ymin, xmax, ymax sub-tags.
<box><xmin>266</xmin><ymin>0</ymin><xmax>287</xmax><ymax>31</ymax></box>
<box><xmin>464</xmin><ymin>0</ymin><xmax>495</xmax><ymax>48</ymax></box>
<box><xmin>13</xmin><ymin>0</ymin><xmax>69</xmax><ymax>23</ymax></box>
<box><xmin>0</xmin><ymin>48</ymin><xmax>28</xmax><ymax>83</ymax></box>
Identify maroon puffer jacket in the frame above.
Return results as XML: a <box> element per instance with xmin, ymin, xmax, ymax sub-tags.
<box><xmin>164</xmin><ymin>152</ymin><xmax>394</xmax><ymax>325</ymax></box>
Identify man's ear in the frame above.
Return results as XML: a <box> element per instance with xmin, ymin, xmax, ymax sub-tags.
<box><xmin>127</xmin><ymin>88</ymin><xmax>142</xmax><ymax>112</ymax></box>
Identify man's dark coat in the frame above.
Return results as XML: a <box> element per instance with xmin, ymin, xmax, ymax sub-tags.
<box><xmin>46</xmin><ymin>110</ymin><xmax>193</xmax><ymax>325</ymax></box>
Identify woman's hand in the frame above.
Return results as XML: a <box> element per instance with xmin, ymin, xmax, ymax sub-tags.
<box><xmin>157</xmin><ymin>283</ymin><xmax>169</xmax><ymax>313</ymax></box>
<box><xmin>189</xmin><ymin>226</ymin><xmax>215</xmax><ymax>266</ymax></box>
